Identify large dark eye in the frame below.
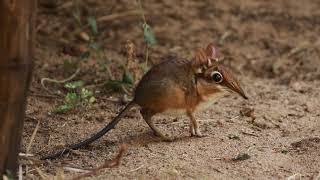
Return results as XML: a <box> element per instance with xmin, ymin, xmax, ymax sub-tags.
<box><xmin>211</xmin><ymin>71</ymin><xmax>223</xmax><ymax>83</ymax></box>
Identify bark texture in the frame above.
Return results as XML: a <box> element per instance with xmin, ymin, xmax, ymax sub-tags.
<box><xmin>0</xmin><ymin>0</ymin><xmax>36</xmax><ymax>176</ymax></box>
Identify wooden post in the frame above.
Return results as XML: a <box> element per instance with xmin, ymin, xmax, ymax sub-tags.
<box><xmin>0</xmin><ymin>0</ymin><xmax>36</xmax><ymax>176</ymax></box>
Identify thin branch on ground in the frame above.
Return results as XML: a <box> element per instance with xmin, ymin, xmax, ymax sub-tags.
<box><xmin>29</xmin><ymin>93</ymin><xmax>60</xmax><ymax>99</ymax></box>
<box><xmin>63</xmin><ymin>167</ymin><xmax>90</xmax><ymax>173</ymax></box>
<box><xmin>97</xmin><ymin>10</ymin><xmax>141</xmax><ymax>22</ymax></box>
<box><xmin>127</xmin><ymin>164</ymin><xmax>144</xmax><ymax>173</ymax></box>
<box><xmin>19</xmin><ymin>165</ymin><xmax>23</xmax><ymax>180</ymax></box>
<box><xmin>72</xmin><ymin>10</ymin><xmax>142</xmax><ymax>35</ymax></box>
<box><xmin>71</xmin><ymin>144</ymin><xmax>128</xmax><ymax>180</ymax></box>
<box><xmin>29</xmin><ymin>160</ymin><xmax>48</xmax><ymax>180</ymax></box>
<box><xmin>19</xmin><ymin>153</ymin><xmax>34</xmax><ymax>157</ymax></box>
<box><xmin>26</xmin><ymin>119</ymin><xmax>41</xmax><ymax>154</ymax></box>
<box><xmin>41</xmin><ymin>68</ymin><xmax>80</xmax><ymax>92</ymax></box>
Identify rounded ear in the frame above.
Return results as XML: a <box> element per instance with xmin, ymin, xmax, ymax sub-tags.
<box><xmin>192</xmin><ymin>48</ymin><xmax>207</xmax><ymax>74</ymax></box>
<box><xmin>191</xmin><ymin>43</ymin><xmax>219</xmax><ymax>74</ymax></box>
<box><xmin>205</xmin><ymin>43</ymin><xmax>217</xmax><ymax>59</ymax></box>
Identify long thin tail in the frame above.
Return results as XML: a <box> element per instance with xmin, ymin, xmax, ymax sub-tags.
<box><xmin>41</xmin><ymin>101</ymin><xmax>135</xmax><ymax>160</ymax></box>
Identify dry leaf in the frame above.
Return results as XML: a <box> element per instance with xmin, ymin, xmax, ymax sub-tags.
<box><xmin>78</xmin><ymin>32</ymin><xmax>90</xmax><ymax>42</ymax></box>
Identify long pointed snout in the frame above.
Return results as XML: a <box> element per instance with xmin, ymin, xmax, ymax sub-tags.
<box><xmin>228</xmin><ymin>82</ymin><xmax>248</xmax><ymax>99</ymax></box>
<box><xmin>217</xmin><ymin>65</ymin><xmax>248</xmax><ymax>100</ymax></box>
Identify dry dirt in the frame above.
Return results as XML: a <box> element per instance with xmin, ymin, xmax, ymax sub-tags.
<box><xmin>22</xmin><ymin>0</ymin><xmax>320</xmax><ymax>179</ymax></box>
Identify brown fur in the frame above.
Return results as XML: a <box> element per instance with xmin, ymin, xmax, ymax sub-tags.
<box><xmin>134</xmin><ymin>59</ymin><xmax>244</xmax><ymax>116</ymax></box>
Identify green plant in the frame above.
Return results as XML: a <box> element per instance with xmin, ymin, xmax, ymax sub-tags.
<box><xmin>143</xmin><ymin>23</ymin><xmax>156</xmax><ymax>46</ymax></box>
<box><xmin>103</xmin><ymin>1</ymin><xmax>157</xmax><ymax>94</ymax></box>
<box><xmin>53</xmin><ymin>81</ymin><xmax>96</xmax><ymax>114</ymax></box>
<box><xmin>64</xmin><ymin>1</ymin><xmax>156</xmax><ymax>98</ymax></box>
<box><xmin>104</xmin><ymin>66</ymin><xmax>134</xmax><ymax>95</ymax></box>
<box><xmin>137</xmin><ymin>0</ymin><xmax>157</xmax><ymax>65</ymax></box>
<box><xmin>87</xmin><ymin>16</ymin><xmax>98</xmax><ymax>37</ymax></box>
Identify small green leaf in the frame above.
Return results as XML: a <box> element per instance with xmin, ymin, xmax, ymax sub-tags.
<box><xmin>64</xmin><ymin>81</ymin><xmax>84</xmax><ymax>89</ymax></box>
<box><xmin>88</xmin><ymin>17</ymin><xmax>98</xmax><ymax>36</ymax></box>
<box><xmin>81</xmin><ymin>88</ymin><xmax>93</xmax><ymax>99</ymax></box>
<box><xmin>89</xmin><ymin>96</ymin><xmax>96</xmax><ymax>104</ymax></box>
<box><xmin>65</xmin><ymin>92</ymin><xmax>78</xmax><ymax>104</ymax></box>
<box><xmin>53</xmin><ymin>104</ymin><xmax>73</xmax><ymax>114</ymax></box>
<box><xmin>143</xmin><ymin>23</ymin><xmax>156</xmax><ymax>45</ymax></box>
<box><xmin>122</xmin><ymin>72</ymin><xmax>134</xmax><ymax>84</ymax></box>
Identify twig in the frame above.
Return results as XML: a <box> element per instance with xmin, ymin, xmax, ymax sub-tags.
<box><xmin>137</xmin><ymin>0</ymin><xmax>146</xmax><ymax>24</ymax></box>
<box><xmin>273</xmin><ymin>41</ymin><xmax>319</xmax><ymax>74</ymax></box>
<box><xmin>41</xmin><ymin>68</ymin><xmax>80</xmax><ymax>92</ymax></box>
<box><xmin>29</xmin><ymin>93</ymin><xmax>60</xmax><ymax>99</ymax></box>
<box><xmin>286</xmin><ymin>42</ymin><xmax>312</xmax><ymax>58</ymax></box>
<box><xmin>71</xmin><ymin>144</ymin><xmax>128</xmax><ymax>180</ymax></box>
<box><xmin>26</xmin><ymin>120</ymin><xmax>41</xmax><ymax>154</ymax></box>
<box><xmin>97</xmin><ymin>10</ymin><xmax>141</xmax><ymax>22</ymax></box>
<box><xmin>64</xmin><ymin>167</ymin><xmax>90</xmax><ymax>173</ymax></box>
<box><xmin>19</xmin><ymin>153</ymin><xmax>34</xmax><ymax>157</ymax></box>
<box><xmin>72</xmin><ymin>10</ymin><xmax>142</xmax><ymax>37</ymax></box>
<box><xmin>241</xmin><ymin>131</ymin><xmax>259</xmax><ymax>137</ymax></box>
<box><xmin>29</xmin><ymin>160</ymin><xmax>48</xmax><ymax>180</ymax></box>
<box><xmin>19</xmin><ymin>165</ymin><xmax>23</xmax><ymax>180</ymax></box>
<box><xmin>127</xmin><ymin>164</ymin><xmax>144</xmax><ymax>173</ymax></box>
<box><xmin>57</xmin><ymin>1</ymin><xmax>73</xmax><ymax>9</ymax></box>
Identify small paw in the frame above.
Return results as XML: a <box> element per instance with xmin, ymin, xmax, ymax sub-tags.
<box><xmin>191</xmin><ymin>129</ymin><xmax>205</xmax><ymax>138</ymax></box>
<box><xmin>190</xmin><ymin>127</ymin><xmax>196</xmax><ymax>136</ymax></box>
<box><xmin>162</xmin><ymin>136</ymin><xmax>175</xmax><ymax>142</ymax></box>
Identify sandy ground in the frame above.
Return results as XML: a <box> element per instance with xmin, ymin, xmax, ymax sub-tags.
<box><xmin>22</xmin><ymin>0</ymin><xmax>320</xmax><ymax>179</ymax></box>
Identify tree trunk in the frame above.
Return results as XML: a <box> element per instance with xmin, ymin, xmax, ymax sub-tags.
<box><xmin>0</xmin><ymin>0</ymin><xmax>36</xmax><ymax>176</ymax></box>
